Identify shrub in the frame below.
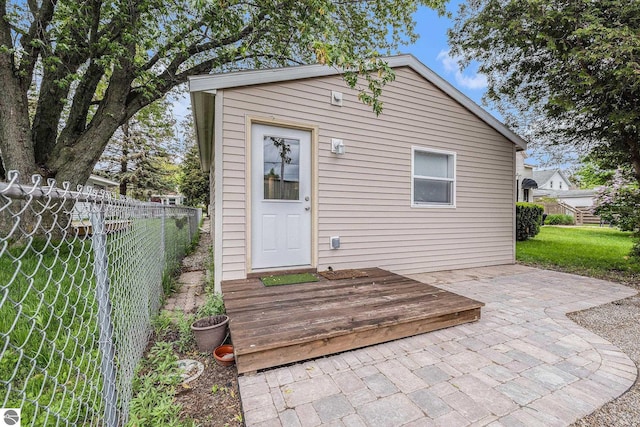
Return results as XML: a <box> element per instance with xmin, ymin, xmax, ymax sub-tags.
<box><xmin>593</xmin><ymin>169</ymin><xmax>640</xmax><ymax>232</ymax></box>
<box><xmin>544</xmin><ymin>214</ymin><xmax>575</xmax><ymax>225</ymax></box>
<box><xmin>516</xmin><ymin>202</ymin><xmax>544</xmax><ymax>241</ymax></box>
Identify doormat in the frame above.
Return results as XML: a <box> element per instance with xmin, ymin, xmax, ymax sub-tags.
<box><xmin>318</xmin><ymin>269</ymin><xmax>369</xmax><ymax>280</ymax></box>
<box><xmin>261</xmin><ymin>273</ymin><xmax>319</xmax><ymax>287</ymax></box>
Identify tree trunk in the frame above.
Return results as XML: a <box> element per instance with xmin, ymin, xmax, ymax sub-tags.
<box><xmin>0</xmin><ymin>79</ymin><xmax>51</xmax><ymax>240</ymax></box>
<box><xmin>626</xmin><ymin>139</ymin><xmax>640</xmax><ymax>186</ymax></box>
<box><xmin>48</xmin><ymin>104</ymin><xmax>128</xmax><ymax>187</ymax></box>
<box><xmin>0</xmin><ymin>0</ymin><xmax>37</xmax><ymax>182</ymax></box>
<box><xmin>47</xmin><ymin>45</ymin><xmax>135</xmax><ymax>187</ymax></box>
<box><xmin>0</xmin><ymin>75</ymin><xmax>37</xmax><ymax>182</ymax></box>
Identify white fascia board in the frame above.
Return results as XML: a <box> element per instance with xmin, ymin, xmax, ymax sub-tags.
<box><xmin>188</xmin><ymin>64</ymin><xmax>338</xmax><ymax>92</ymax></box>
<box><xmin>556</xmin><ymin>170</ymin><xmax>573</xmax><ymax>187</ymax></box>
<box><xmin>187</xmin><ymin>54</ymin><xmax>528</xmax><ymax>151</ymax></box>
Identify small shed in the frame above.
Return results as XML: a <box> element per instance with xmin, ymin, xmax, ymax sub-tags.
<box><xmin>189</xmin><ymin>55</ymin><xmax>527</xmax><ymax>292</ymax></box>
<box><xmin>150</xmin><ymin>194</ymin><xmax>186</xmax><ymax>206</ymax></box>
<box><xmin>71</xmin><ymin>174</ymin><xmax>119</xmax><ymax>222</ymax></box>
<box><xmin>86</xmin><ymin>174</ymin><xmax>119</xmax><ymax>192</ymax></box>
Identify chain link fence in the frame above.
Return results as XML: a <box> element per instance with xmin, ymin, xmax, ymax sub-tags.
<box><xmin>0</xmin><ymin>172</ymin><xmax>201</xmax><ymax>426</ymax></box>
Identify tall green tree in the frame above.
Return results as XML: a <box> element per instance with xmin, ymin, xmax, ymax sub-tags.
<box><xmin>179</xmin><ymin>143</ymin><xmax>209</xmax><ymax>209</ymax></box>
<box><xmin>96</xmin><ymin>98</ymin><xmax>178</xmax><ymax>199</ymax></box>
<box><xmin>0</xmin><ymin>0</ymin><xmax>445</xmax><ymax>187</ymax></box>
<box><xmin>571</xmin><ymin>161</ymin><xmax>616</xmax><ymax>189</ymax></box>
<box><xmin>449</xmin><ymin>0</ymin><xmax>640</xmax><ymax>181</ymax></box>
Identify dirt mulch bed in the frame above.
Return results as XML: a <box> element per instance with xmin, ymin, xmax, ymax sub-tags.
<box><xmin>174</xmin><ymin>351</ymin><xmax>242</xmax><ymax>426</ymax></box>
<box><xmin>144</xmin><ymin>328</ymin><xmax>243</xmax><ymax>426</ymax></box>
<box><xmin>569</xmin><ymin>295</ymin><xmax>640</xmax><ymax>426</ymax></box>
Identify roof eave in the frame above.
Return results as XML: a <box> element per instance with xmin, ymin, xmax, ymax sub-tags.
<box><xmin>187</xmin><ymin>54</ymin><xmax>528</xmax><ymax>151</ymax></box>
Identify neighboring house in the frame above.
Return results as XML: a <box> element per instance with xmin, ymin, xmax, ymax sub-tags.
<box><xmin>72</xmin><ymin>174</ymin><xmax>119</xmax><ymax>221</ymax></box>
<box><xmin>534</xmin><ymin>189</ymin><xmax>597</xmax><ymax>208</ymax></box>
<box><xmin>533</xmin><ymin>169</ymin><xmax>573</xmax><ymax>191</ymax></box>
<box><xmin>85</xmin><ymin>174</ymin><xmax>119</xmax><ymax>192</ymax></box>
<box><xmin>188</xmin><ymin>55</ymin><xmax>527</xmax><ymax>292</ymax></box>
<box><xmin>150</xmin><ymin>194</ymin><xmax>185</xmax><ymax>206</ymax></box>
<box><xmin>515</xmin><ymin>152</ymin><xmax>537</xmax><ymax>202</ymax></box>
<box><xmin>531</xmin><ymin>170</ymin><xmax>600</xmax><ymax>224</ymax></box>
<box><xmin>531</xmin><ymin>169</ymin><xmax>596</xmax><ymax>207</ymax></box>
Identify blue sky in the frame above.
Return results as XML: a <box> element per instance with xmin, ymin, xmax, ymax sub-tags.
<box><xmin>408</xmin><ymin>4</ymin><xmax>582</xmax><ymax>169</ymax></box>
<box><xmin>408</xmin><ymin>1</ymin><xmax>488</xmax><ymax>108</ymax></box>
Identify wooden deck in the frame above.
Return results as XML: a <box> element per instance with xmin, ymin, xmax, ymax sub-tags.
<box><xmin>222</xmin><ymin>268</ymin><xmax>484</xmax><ymax>374</ymax></box>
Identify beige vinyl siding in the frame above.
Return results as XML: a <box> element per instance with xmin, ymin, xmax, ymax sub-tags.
<box><xmin>218</xmin><ymin>66</ymin><xmax>515</xmax><ymax>279</ymax></box>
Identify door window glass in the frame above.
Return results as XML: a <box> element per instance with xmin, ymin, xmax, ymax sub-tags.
<box><xmin>264</xmin><ymin>135</ymin><xmax>300</xmax><ymax>200</ymax></box>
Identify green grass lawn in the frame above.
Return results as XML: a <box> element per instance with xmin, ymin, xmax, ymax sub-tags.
<box><xmin>516</xmin><ymin>226</ymin><xmax>640</xmax><ymax>282</ymax></box>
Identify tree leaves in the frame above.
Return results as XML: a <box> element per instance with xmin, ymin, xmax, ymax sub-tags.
<box><xmin>1</xmin><ymin>0</ymin><xmax>445</xmax><ymax>184</ymax></box>
<box><xmin>178</xmin><ymin>143</ymin><xmax>209</xmax><ymax>209</ymax></box>
<box><xmin>449</xmin><ymin>0</ymin><xmax>640</xmax><ymax>179</ymax></box>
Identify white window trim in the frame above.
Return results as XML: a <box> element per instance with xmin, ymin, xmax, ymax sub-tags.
<box><xmin>411</xmin><ymin>146</ymin><xmax>457</xmax><ymax>208</ymax></box>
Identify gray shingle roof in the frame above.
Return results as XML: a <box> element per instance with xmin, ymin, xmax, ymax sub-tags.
<box><xmin>532</xmin><ymin>170</ymin><xmax>557</xmax><ymax>186</ymax></box>
<box><xmin>532</xmin><ymin>169</ymin><xmax>574</xmax><ymax>188</ymax></box>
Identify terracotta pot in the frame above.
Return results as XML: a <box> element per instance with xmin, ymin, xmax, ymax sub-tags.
<box><xmin>191</xmin><ymin>315</ymin><xmax>229</xmax><ymax>352</ymax></box>
<box><xmin>213</xmin><ymin>344</ymin><xmax>235</xmax><ymax>367</ymax></box>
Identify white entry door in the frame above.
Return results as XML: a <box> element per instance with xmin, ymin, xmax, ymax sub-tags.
<box><xmin>251</xmin><ymin>124</ymin><xmax>312</xmax><ymax>270</ymax></box>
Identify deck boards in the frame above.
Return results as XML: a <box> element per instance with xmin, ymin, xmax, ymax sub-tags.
<box><xmin>222</xmin><ymin>268</ymin><xmax>484</xmax><ymax>373</ymax></box>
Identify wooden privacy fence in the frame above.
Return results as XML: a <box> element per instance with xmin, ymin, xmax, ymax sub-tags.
<box><xmin>538</xmin><ymin>201</ymin><xmax>600</xmax><ymax>225</ymax></box>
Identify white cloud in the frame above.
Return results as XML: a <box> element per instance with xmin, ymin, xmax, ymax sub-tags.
<box><xmin>436</xmin><ymin>50</ymin><xmax>487</xmax><ymax>90</ymax></box>
<box><xmin>437</xmin><ymin>50</ymin><xmax>459</xmax><ymax>73</ymax></box>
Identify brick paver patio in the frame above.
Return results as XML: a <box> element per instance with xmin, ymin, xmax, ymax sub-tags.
<box><xmin>163</xmin><ymin>217</ymin><xmax>209</xmax><ymax>316</ymax></box>
<box><xmin>237</xmin><ymin>265</ymin><xmax>637</xmax><ymax>426</ymax></box>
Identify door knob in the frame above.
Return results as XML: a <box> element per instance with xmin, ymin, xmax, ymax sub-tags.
<box><xmin>305</xmin><ymin>206</ymin><xmax>311</xmax><ymax>211</ymax></box>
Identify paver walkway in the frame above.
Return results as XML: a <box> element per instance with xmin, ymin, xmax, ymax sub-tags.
<box><xmin>238</xmin><ymin>265</ymin><xmax>637</xmax><ymax>426</ymax></box>
<box><xmin>163</xmin><ymin>216</ymin><xmax>210</xmax><ymax>315</ymax></box>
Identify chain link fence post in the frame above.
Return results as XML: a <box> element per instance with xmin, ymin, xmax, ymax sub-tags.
<box><xmin>89</xmin><ymin>207</ymin><xmax>118</xmax><ymax>427</ymax></box>
<box><xmin>161</xmin><ymin>205</ymin><xmax>166</xmax><ymax>267</ymax></box>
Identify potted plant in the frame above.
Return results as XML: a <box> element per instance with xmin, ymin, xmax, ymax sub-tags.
<box><xmin>191</xmin><ymin>314</ymin><xmax>229</xmax><ymax>352</ymax></box>
<box><xmin>190</xmin><ymin>292</ymin><xmax>229</xmax><ymax>352</ymax></box>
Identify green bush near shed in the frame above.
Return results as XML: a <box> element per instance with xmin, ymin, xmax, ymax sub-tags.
<box><xmin>544</xmin><ymin>214</ymin><xmax>575</xmax><ymax>225</ymax></box>
<box><xmin>516</xmin><ymin>202</ymin><xmax>544</xmax><ymax>241</ymax></box>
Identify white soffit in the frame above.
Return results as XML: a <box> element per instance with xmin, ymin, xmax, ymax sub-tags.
<box><xmin>190</xmin><ymin>91</ymin><xmax>215</xmax><ymax>171</ymax></box>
